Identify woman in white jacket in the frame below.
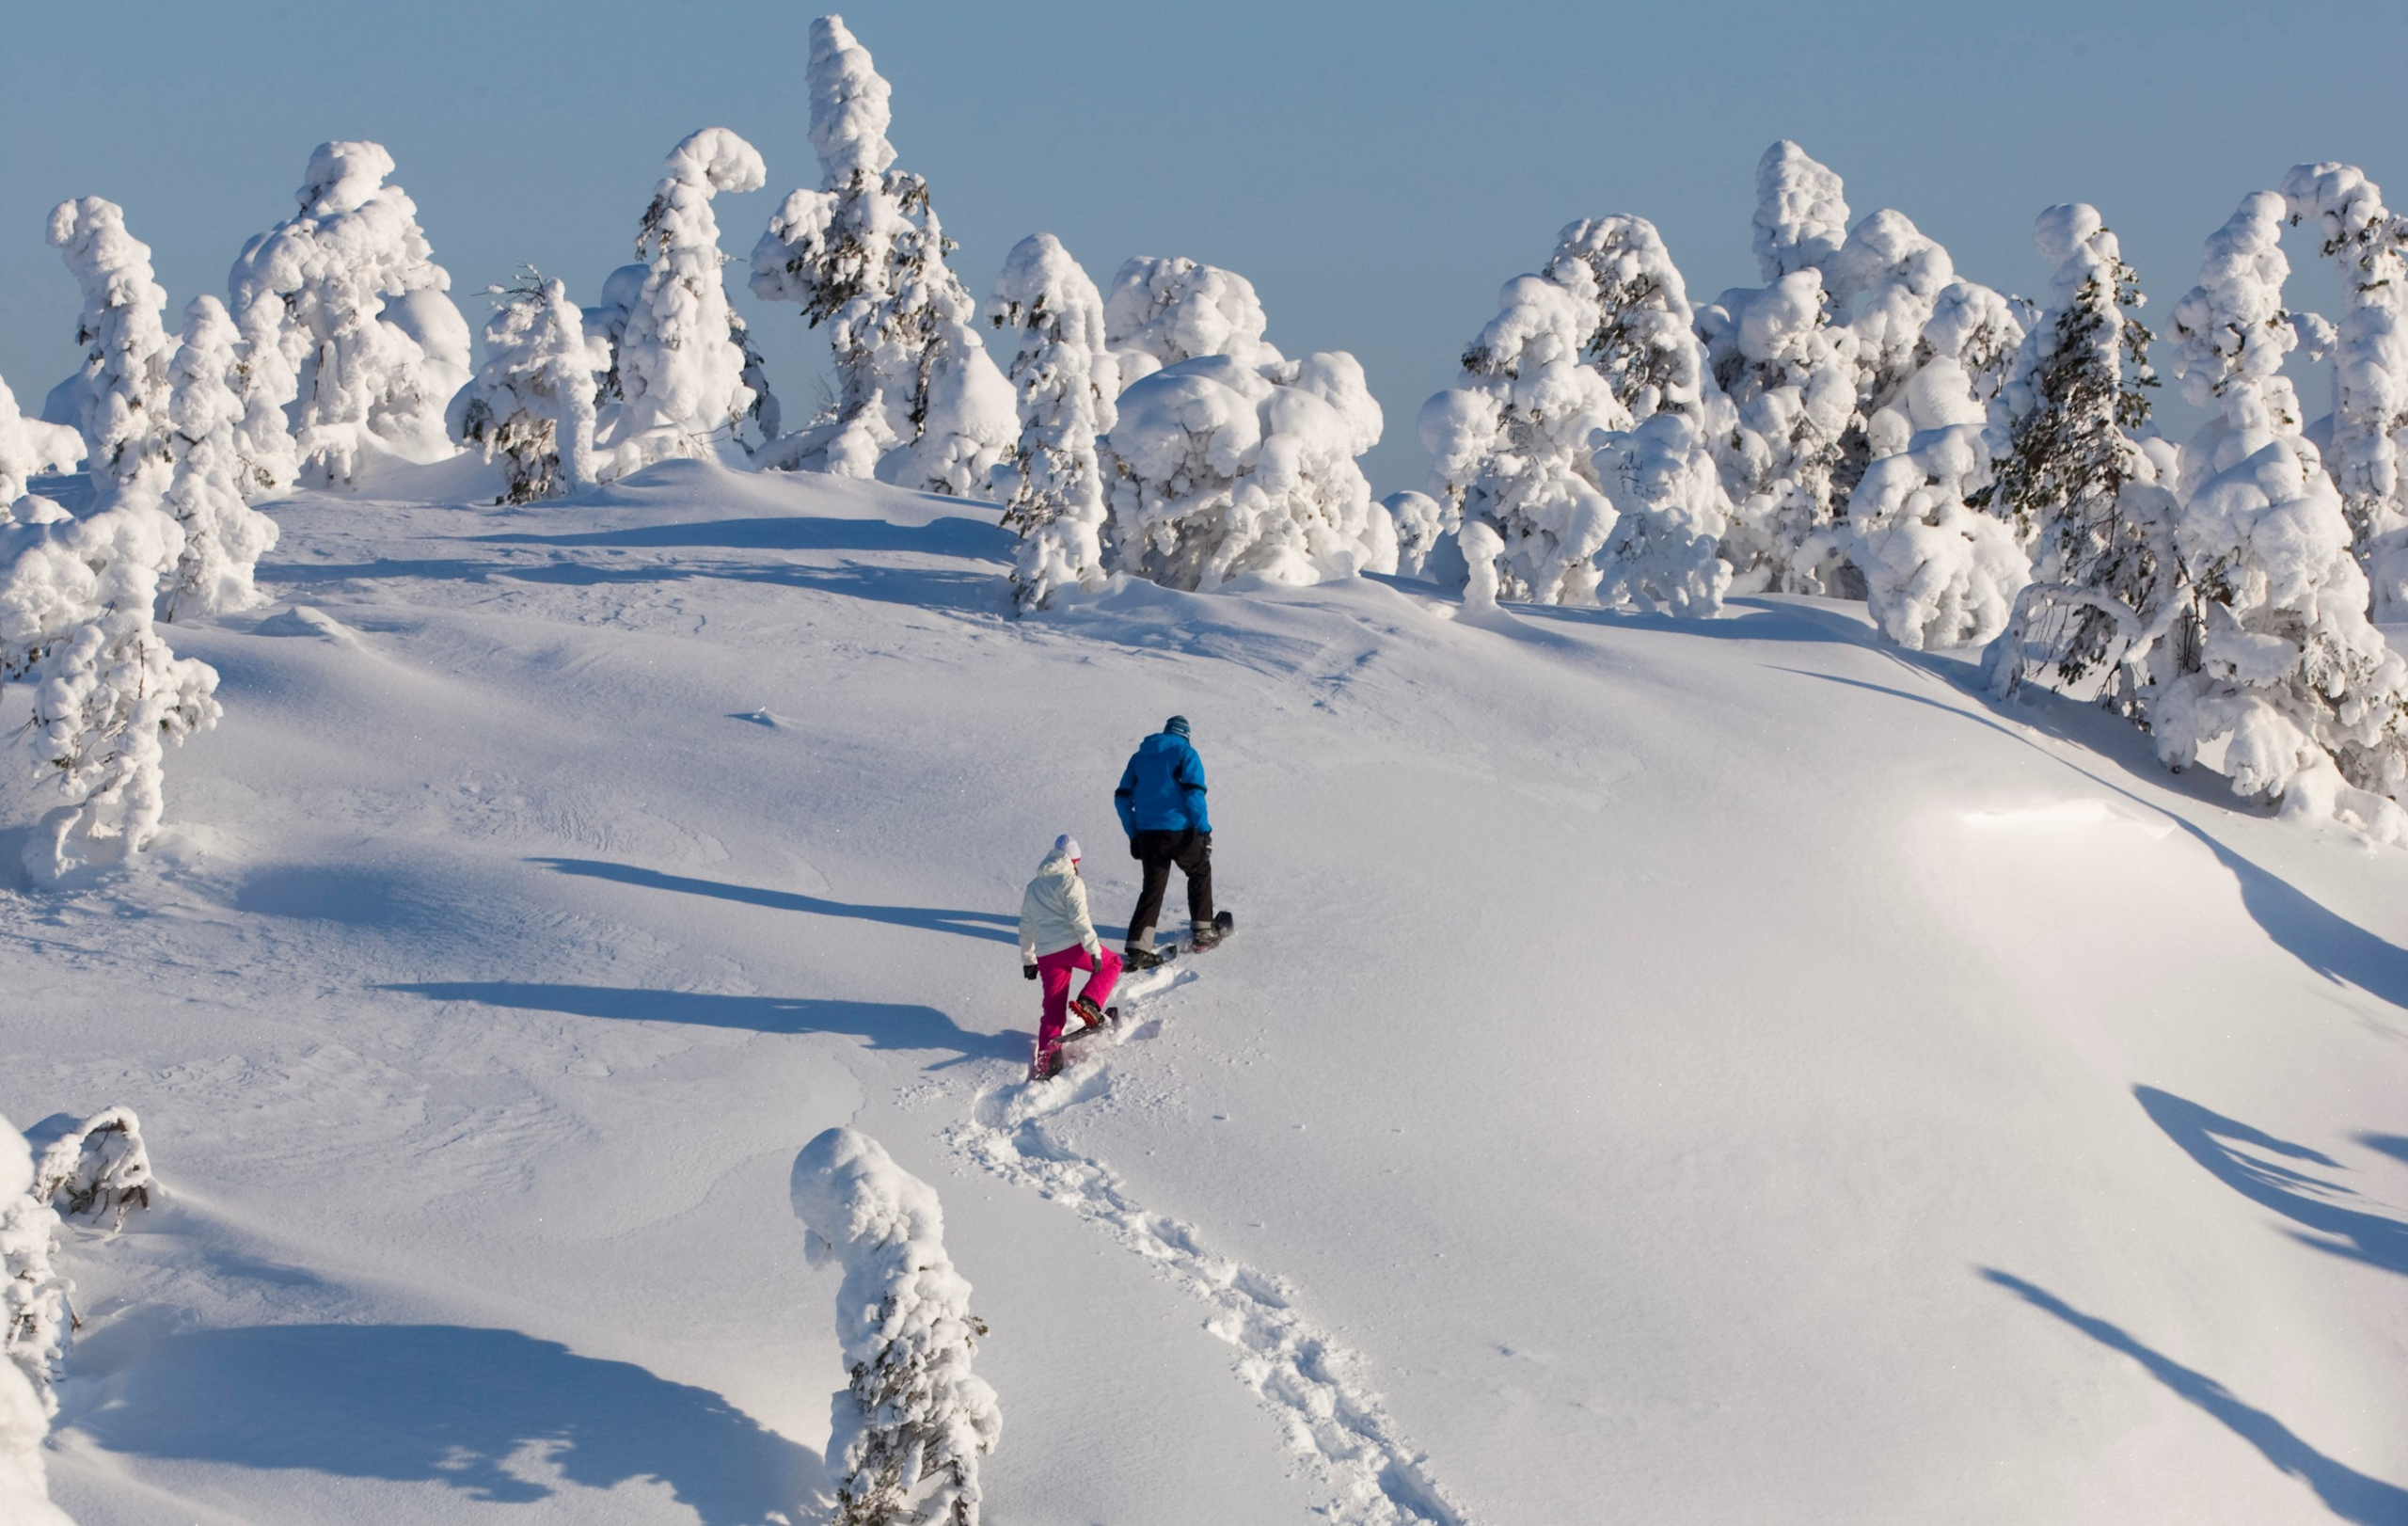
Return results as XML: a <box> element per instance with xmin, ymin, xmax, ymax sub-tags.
<box><xmin>1020</xmin><ymin>834</ymin><xmax>1122</xmax><ymax>1078</ymax></box>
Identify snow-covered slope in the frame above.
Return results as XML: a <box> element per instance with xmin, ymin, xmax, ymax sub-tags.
<box><xmin>5</xmin><ymin>461</ymin><xmax>2404</xmax><ymax>1524</ymax></box>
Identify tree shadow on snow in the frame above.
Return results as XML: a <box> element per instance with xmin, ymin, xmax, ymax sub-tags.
<box><xmin>531</xmin><ymin>856</ymin><xmax>1019</xmax><ymax>946</ymax></box>
<box><xmin>385</xmin><ymin>980</ymin><xmax>1021</xmax><ymax>1064</ymax></box>
<box><xmin>71</xmin><ymin>1322</ymin><xmax>819</xmax><ymax>1524</ymax></box>
<box><xmin>2134</xmin><ymin>1087</ymin><xmax>2408</xmax><ymax>1280</ymax></box>
<box><xmin>1978</xmin><ymin>1270</ymin><xmax>2408</xmax><ymax>1523</ymax></box>
<box><xmin>254</xmin><ymin>554</ymin><xmax>1008</xmax><ymax>616</ymax></box>
<box><xmin>470</xmin><ymin>514</ymin><xmax>1009</xmax><ymax>561</ymax></box>
<box><xmin>1771</xmin><ymin>665</ymin><xmax>2408</xmax><ymax>1012</ymax></box>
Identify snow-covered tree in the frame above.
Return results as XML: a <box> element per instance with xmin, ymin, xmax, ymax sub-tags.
<box><xmin>32</xmin><ymin>1107</ymin><xmax>154</xmax><ymax>1232</ymax></box>
<box><xmin>601</xmin><ymin>129</ymin><xmax>772</xmax><ymax>475</ymax></box>
<box><xmin>1982</xmin><ymin>204</ymin><xmax>2177</xmax><ymax>707</ymax></box>
<box><xmin>751</xmin><ymin>15</ymin><xmax>1013</xmax><ymax>494</ymax></box>
<box><xmin>0</xmin><ymin>493</ymin><xmax>220</xmax><ymax>876</ymax></box>
<box><xmin>2151</xmin><ymin>191</ymin><xmax>2408</xmax><ymax>836</ymax></box>
<box><xmin>1383</xmin><ymin>490</ymin><xmax>1446</xmax><ymax>579</ymax></box>
<box><xmin>448</xmin><ymin>274</ymin><xmax>614</xmax><ymax>503</ymax></box>
<box><xmin>1593</xmin><ymin>413</ymin><xmax>1735</xmax><ymax>615</ymax></box>
<box><xmin>46</xmin><ymin>198</ymin><xmax>176</xmax><ymax>489</ymax></box>
<box><xmin>1104</xmin><ymin>348</ymin><xmax>1392</xmax><ymax>590</ymax></box>
<box><xmin>1702</xmin><ymin>143</ymin><xmax>1862</xmax><ymax>591</ymax></box>
<box><xmin>228</xmin><ymin>142</ymin><xmax>470</xmax><ymax>486</ymax></box>
<box><xmin>985</xmin><ymin>235</ymin><xmax>1119</xmax><ymax>611</ymax></box>
<box><xmin>1545</xmin><ymin>215</ymin><xmax>1737</xmax><ymax>614</ymax></box>
<box><xmin>0</xmin><ymin>1117</ymin><xmax>68</xmax><ymax>1414</ymax></box>
<box><xmin>1102</xmin><ymin>256</ymin><xmax>1283</xmax><ymax>380</ymax></box>
<box><xmin>792</xmin><ymin>1126</ymin><xmax>999</xmax><ymax>1526</ymax></box>
<box><xmin>2281</xmin><ymin>162</ymin><xmax>2408</xmax><ymax>616</ymax></box>
<box><xmin>0</xmin><ymin>1115</ymin><xmax>74</xmax><ymax>1526</ymax></box>
<box><xmin>159</xmin><ymin>297</ymin><xmax>279</xmax><ymax>618</ymax></box>
<box><xmin>230</xmin><ymin>296</ymin><xmax>300</xmax><ymax>497</ymax></box>
<box><xmin>0</xmin><ymin>377</ymin><xmax>81</xmax><ymax>516</ymax></box>
<box><xmin>1421</xmin><ymin>271</ymin><xmax>1626</xmax><ymax>604</ymax></box>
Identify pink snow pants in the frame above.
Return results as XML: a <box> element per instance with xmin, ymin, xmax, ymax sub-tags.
<box><xmin>1036</xmin><ymin>944</ymin><xmax>1121</xmax><ymax>1059</ymax></box>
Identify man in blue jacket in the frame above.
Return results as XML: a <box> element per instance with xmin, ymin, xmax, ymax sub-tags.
<box><xmin>1116</xmin><ymin>715</ymin><xmax>1217</xmax><ymax>968</ymax></box>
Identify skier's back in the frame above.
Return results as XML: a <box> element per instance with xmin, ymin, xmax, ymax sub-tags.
<box><xmin>1115</xmin><ymin>715</ymin><xmax>1218</xmax><ymax>968</ymax></box>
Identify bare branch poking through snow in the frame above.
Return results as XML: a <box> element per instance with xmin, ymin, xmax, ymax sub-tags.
<box><xmin>792</xmin><ymin>1125</ymin><xmax>998</xmax><ymax>1526</ymax></box>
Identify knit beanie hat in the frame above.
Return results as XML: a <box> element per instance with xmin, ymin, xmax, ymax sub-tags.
<box><xmin>1054</xmin><ymin>833</ymin><xmax>1082</xmax><ymax>861</ymax></box>
<box><xmin>1164</xmin><ymin>715</ymin><xmax>1191</xmax><ymax>738</ymax></box>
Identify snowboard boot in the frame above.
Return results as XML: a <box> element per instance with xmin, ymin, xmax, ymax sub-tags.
<box><xmin>1190</xmin><ymin>917</ymin><xmax>1225</xmax><ymax>951</ymax></box>
<box><xmin>1071</xmin><ymin>995</ymin><xmax>1109</xmax><ymax>1029</ymax></box>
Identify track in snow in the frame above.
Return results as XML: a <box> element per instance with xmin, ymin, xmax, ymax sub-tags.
<box><xmin>952</xmin><ymin>966</ymin><xmax>1473</xmax><ymax>1526</ymax></box>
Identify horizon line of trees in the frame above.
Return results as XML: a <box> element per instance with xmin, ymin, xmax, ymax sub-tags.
<box><xmin>3</xmin><ymin>11</ymin><xmax>2406</xmax><ymax>852</ymax></box>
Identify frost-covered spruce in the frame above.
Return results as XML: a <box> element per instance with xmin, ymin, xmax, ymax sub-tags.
<box><xmin>0</xmin><ymin>488</ymin><xmax>221</xmax><ymax>875</ymax></box>
<box><xmin>751</xmin><ymin>15</ymin><xmax>1013</xmax><ymax>494</ymax></box>
<box><xmin>228</xmin><ymin>141</ymin><xmax>471</xmax><ymax>486</ymax></box>
<box><xmin>33</xmin><ymin>1107</ymin><xmax>155</xmax><ymax>1232</ymax></box>
<box><xmin>2282</xmin><ymin>162</ymin><xmax>2408</xmax><ymax>615</ymax></box>
<box><xmin>0</xmin><ymin>1115</ymin><xmax>74</xmax><ymax>1526</ymax></box>
<box><xmin>449</xmin><ymin>274</ymin><xmax>613</xmax><ymax>503</ymax></box>
<box><xmin>1102</xmin><ymin>256</ymin><xmax>1282</xmax><ymax>381</ymax></box>
<box><xmin>985</xmin><ymin>235</ymin><xmax>1120</xmax><ymax>610</ymax></box>
<box><xmin>2152</xmin><ymin>191</ymin><xmax>2408</xmax><ymax>835</ymax></box>
<box><xmin>230</xmin><ymin>296</ymin><xmax>300</xmax><ymax>497</ymax></box>
<box><xmin>160</xmin><ymin>297</ymin><xmax>279</xmax><ymax>618</ymax></box>
<box><xmin>0</xmin><ymin>1114</ymin><xmax>69</xmax><ymax>1416</ymax></box>
<box><xmin>1701</xmin><ymin>143</ymin><xmax>1862</xmax><ymax>591</ymax></box>
<box><xmin>1421</xmin><ymin>270</ymin><xmax>1625</xmax><ymax>603</ymax></box>
<box><xmin>1383</xmin><ymin>490</ymin><xmax>1447</xmax><ymax>579</ymax></box>
<box><xmin>1546</xmin><ymin>215</ymin><xmax>1736</xmax><ymax>614</ymax></box>
<box><xmin>601</xmin><ymin>129</ymin><xmax>772</xmax><ymax>474</ymax></box>
<box><xmin>0</xmin><ymin>377</ymin><xmax>81</xmax><ymax>516</ymax></box>
<box><xmin>1104</xmin><ymin>347</ymin><xmax>1392</xmax><ymax>590</ymax></box>
<box><xmin>1982</xmin><ymin>204</ymin><xmax>2178</xmax><ymax>707</ymax></box>
<box><xmin>793</xmin><ymin>1127</ymin><xmax>999</xmax><ymax>1526</ymax></box>
<box><xmin>47</xmin><ymin>198</ymin><xmax>176</xmax><ymax>489</ymax></box>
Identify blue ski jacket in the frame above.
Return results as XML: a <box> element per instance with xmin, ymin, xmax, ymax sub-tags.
<box><xmin>1116</xmin><ymin>732</ymin><xmax>1211</xmax><ymax>835</ymax></box>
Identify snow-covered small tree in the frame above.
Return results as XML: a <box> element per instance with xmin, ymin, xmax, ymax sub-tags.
<box><xmin>1104</xmin><ymin>348</ymin><xmax>1392</xmax><ymax>590</ymax></box>
<box><xmin>1383</xmin><ymin>490</ymin><xmax>1446</xmax><ymax>579</ymax></box>
<box><xmin>448</xmin><ymin>273</ymin><xmax>613</xmax><ymax>503</ymax></box>
<box><xmin>2150</xmin><ymin>191</ymin><xmax>2408</xmax><ymax>835</ymax></box>
<box><xmin>230</xmin><ymin>295</ymin><xmax>300</xmax><ymax>497</ymax></box>
<box><xmin>0</xmin><ymin>1115</ymin><xmax>74</xmax><ymax>1526</ymax></box>
<box><xmin>1421</xmin><ymin>272</ymin><xmax>1625</xmax><ymax>603</ymax></box>
<box><xmin>1845</xmin><ymin>405</ymin><xmax>2028</xmax><ymax>650</ymax></box>
<box><xmin>0</xmin><ymin>377</ymin><xmax>81</xmax><ymax>517</ymax></box>
<box><xmin>228</xmin><ymin>141</ymin><xmax>470</xmax><ymax>486</ymax></box>
<box><xmin>1702</xmin><ymin>143</ymin><xmax>1862</xmax><ymax>591</ymax></box>
<box><xmin>1593</xmin><ymin>413</ymin><xmax>1735</xmax><ymax>615</ymax></box>
<box><xmin>1545</xmin><ymin>215</ymin><xmax>1737</xmax><ymax>614</ymax></box>
<box><xmin>46</xmin><ymin>198</ymin><xmax>176</xmax><ymax>489</ymax></box>
<box><xmin>1102</xmin><ymin>256</ymin><xmax>1283</xmax><ymax>380</ymax></box>
<box><xmin>602</xmin><ymin>129</ymin><xmax>772</xmax><ymax>475</ymax></box>
<box><xmin>2282</xmin><ymin>162</ymin><xmax>2408</xmax><ymax>615</ymax></box>
<box><xmin>1982</xmin><ymin>204</ymin><xmax>2177</xmax><ymax>707</ymax></box>
<box><xmin>32</xmin><ymin>1108</ymin><xmax>154</xmax><ymax>1232</ymax></box>
<box><xmin>985</xmin><ymin>234</ymin><xmax>1119</xmax><ymax>610</ymax></box>
<box><xmin>792</xmin><ymin>1126</ymin><xmax>998</xmax><ymax>1526</ymax></box>
<box><xmin>160</xmin><ymin>297</ymin><xmax>279</xmax><ymax>618</ymax></box>
<box><xmin>751</xmin><ymin>15</ymin><xmax>1013</xmax><ymax>494</ymax></box>
<box><xmin>0</xmin><ymin>493</ymin><xmax>221</xmax><ymax>876</ymax></box>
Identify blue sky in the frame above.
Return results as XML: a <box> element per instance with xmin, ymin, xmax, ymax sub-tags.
<box><xmin>5</xmin><ymin>0</ymin><xmax>2403</xmax><ymax>492</ymax></box>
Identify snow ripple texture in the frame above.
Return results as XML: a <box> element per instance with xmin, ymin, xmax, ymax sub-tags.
<box><xmin>954</xmin><ymin>969</ymin><xmax>1471</xmax><ymax>1526</ymax></box>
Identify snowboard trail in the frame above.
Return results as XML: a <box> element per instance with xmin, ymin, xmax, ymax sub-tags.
<box><xmin>954</xmin><ymin>968</ymin><xmax>1473</xmax><ymax>1526</ymax></box>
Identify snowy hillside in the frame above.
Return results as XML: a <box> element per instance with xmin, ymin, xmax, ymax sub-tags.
<box><xmin>5</xmin><ymin>461</ymin><xmax>2406</xmax><ymax>1524</ymax></box>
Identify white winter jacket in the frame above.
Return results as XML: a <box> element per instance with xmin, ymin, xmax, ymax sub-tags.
<box><xmin>1019</xmin><ymin>848</ymin><xmax>1101</xmax><ymax>962</ymax></box>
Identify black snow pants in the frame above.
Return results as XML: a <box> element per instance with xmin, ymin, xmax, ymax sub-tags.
<box><xmin>1126</xmin><ymin>828</ymin><xmax>1212</xmax><ymax>946</ymax></box>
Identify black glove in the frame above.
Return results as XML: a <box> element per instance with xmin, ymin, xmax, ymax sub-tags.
<box><xmin>1022</xmin><ymin>963</ymin><xmax>1038</xmax><ymax>980</ymax></box>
